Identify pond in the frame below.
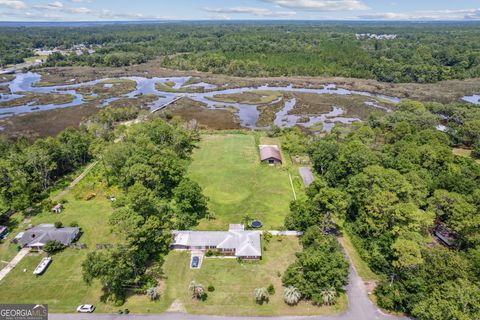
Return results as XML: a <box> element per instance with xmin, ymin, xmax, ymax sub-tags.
<box><xmin>0</xmin><ymin>72</ymin><xmax>405</xmax><ymax>131</ymax></box>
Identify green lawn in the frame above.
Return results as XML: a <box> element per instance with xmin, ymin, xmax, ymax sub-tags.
<box><xmin>189</xmin><ymin>134</ymin><xmax>296</xmax><ymax>230</ymax></box>
<box><xmin>335</xmin><ymin>219</ymin><xmax>381</xmax><ymax>283</ymax></box>
<box><xmin>0</xmin><ymin>167</ymin><xmax>169</xmax><ymax>313</ymax></box>
<box><xmin>162</xmin><ymin>236</ymin><xmax>346</xmax><ymax>316</ymax></box>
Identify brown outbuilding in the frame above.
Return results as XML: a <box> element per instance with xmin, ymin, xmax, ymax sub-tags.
<box><xmin>259</xmin><ymin>145</ymin><xmax>283</xmax><ymax>165</ymax></box>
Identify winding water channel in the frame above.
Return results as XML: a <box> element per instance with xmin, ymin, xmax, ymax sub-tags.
<box><xmin>1</xmin><ymin>72</ymin><xmax>475</xmax><ymax>131</ymax></box>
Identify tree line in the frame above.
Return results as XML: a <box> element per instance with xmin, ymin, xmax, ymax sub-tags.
<box><xmin>289</xmin><ymin>100</ymin><xmax>480</xmax><ymax>319</ymax></box>
<box><xmin>1</xmin><ymin>22</ymin><xmax>480</xmax><ymax>82</ymax></box>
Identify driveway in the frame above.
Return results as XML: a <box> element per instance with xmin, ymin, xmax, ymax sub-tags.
<box><xmin>0</xmin><ymin>248</ymin><xmax>30</xmax><ymax>281</ymax></box>
<box><xmin>299</xmin><ymin>167</ymin><xmax>314</xmax><ymax>187</ymax></box>
<box><xmin>50</xmin><ymin>250</ymin><xmax>408</xmax><ymax>320</ymax></box>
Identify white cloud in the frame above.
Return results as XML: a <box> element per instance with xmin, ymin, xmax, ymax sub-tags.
<box><xmin>34</xmin><ymin>1</ymin><xmax>64</xmax><ymax>10</ymax></box>
<box><xmin>203</xmin><ymin>7</ymin><xmax>296</xmax><ymax>17</ymax></box>
<box><xmin>261</xmin><ymin>0</ymin><xmax>368</xmax><ymax>11</ymax></box>
<box><xmin>95</xmin><ymin>9</ymin><xmax>166</xmax><ymax>20</ymax></box>
<box><xmin>358</xmin><ymin>8</ymin><xmax>480</xmax><ymax>20</ymax></box>
<box><xmin>0</xmin><ymin>0</ymin><xmax>26</xmax><ymax>10</ymax></box>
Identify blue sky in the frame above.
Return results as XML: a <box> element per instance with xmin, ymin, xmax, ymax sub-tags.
<box><xmin>0</xmin><ymin>0</ymin><xmax>479</xmax><ymax>21</ymax></box>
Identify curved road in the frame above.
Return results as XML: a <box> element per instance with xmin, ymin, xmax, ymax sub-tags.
<box><xmin>50</xmin><ymin>250</ymin><xmax>408</xmax><ymax>320</ymax></box>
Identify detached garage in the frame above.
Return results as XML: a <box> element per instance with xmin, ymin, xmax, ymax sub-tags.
<box><xmin>259</xmin><ymin>145</ymin><xmax>283</xmax><ymax>165</ymax></box>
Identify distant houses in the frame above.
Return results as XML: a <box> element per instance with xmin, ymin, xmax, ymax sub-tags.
<box><xmin>171</xmin><ymin>224</ymin><xmax>262</xmax><ymax>260</ymax></box>
<box><xmin>259</xmin><ymin>145</ymin><xmax>283</xmax><ymax>165</ymax></box>
<box><xmin>16</xmin><ymin>224</ymin><xmax>79</xmax><ymax>251</ymax></box>
<box><xmin>356</xmin><ymin>33</ymin><xmax>397</xmax><ymax>40</ymax></box>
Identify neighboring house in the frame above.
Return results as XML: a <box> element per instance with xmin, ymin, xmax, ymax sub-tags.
<box><xmin>18</xmin><ymin>224</ymin><xmax>79</xmax><ymax>251</ymax></box>
<box><xmin>171</xmin><ymin>224</ymin><xmax>262</xmax><ymax>260</ymax></box>
<box><xmin>259</xmin><ymin>145</ymin><xmax>283</xmax><ymax>165</ymax></box>
<box><xmin>434</xmin><ymin>222</ymin><xmax>455</xmax><ymax>247</ymax></box>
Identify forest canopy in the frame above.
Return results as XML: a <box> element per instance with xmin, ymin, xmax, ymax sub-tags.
<box><xmin>2</xmin><ymin>21</ymin><xmax>480</xmax><ymax>83</ymax></box>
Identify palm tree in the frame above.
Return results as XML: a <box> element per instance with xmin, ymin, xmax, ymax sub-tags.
<box><xmin>321</xmin><ymin>287</ymin><xmax>337</xmax><ymax>306</ymax></box>
<box><xmin>242</xmin><ymin>214</ymin><xmax>252</xmax><ymax>227</ymax></box>
<box><xmin>283</xmin><ymin>286</ymin><xmax>301</xmax><ymax>305</ymax></box>
<box><xmin>188</xmin><ymin>281</ymin><xmax>205</xmax><ymax>300</ymax></box>
<box><xmin>253</xmin><ymin>287</ymin><xmax>270</xmax><ymax>304</ymax></box>
<box><xmin>146</xmin><ymin>287</ymin><xmax>158</xmax><ymax>301</ymax></box>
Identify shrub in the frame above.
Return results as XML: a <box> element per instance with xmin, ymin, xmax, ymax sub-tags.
<box><xmin>254</xmin><ymin>287</ymin><xmax>270</xmax><ymax>305</ymax></box>
<box><xmin>69</xmin><ymin>221</ymin><xmax>79</xmax><ymax>227</ymax></box>
<box><xmin>205</xmin><ymin>250</ymin><xmax>214</xmax><ymax>257</ymax></box>
<box><xmin>208</xmin><ymin>285</ymin><xmax>215</xmax><ymax>292</ymax></box>
<box><xmin>43</xmin><ymin>240</ymin><xmax>65</xmax><ymax>254</ymax></box>
<box><xmin>267</xmin><ymin>284</ymin><xmax>275</xmax><ymax>295</ymax></box>
<box><xmin>54</xmin><ymin>221</ymin><xmax>63</xmax><ymax>229</ymax></box>
<box><xmin>284</xmin><ymin>286</ymin><xmax>302</xmax><ymax>306</ymax></box>
<box><xmin>146</xmin><ymin>287</ymin><xmax>158</xmax><ymax>301</ymax></box>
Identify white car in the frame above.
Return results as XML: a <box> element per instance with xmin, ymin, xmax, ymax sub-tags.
<box><xmin>77</xmin><ymin>304</ymin><xmax>95</xmax><ymax>313</ymax></box>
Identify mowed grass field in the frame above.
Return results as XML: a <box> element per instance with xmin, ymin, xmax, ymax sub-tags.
<box><xmin>162</xmin><ymin>236</ymin><xmax>346</xmax><ymax>316</ymax></box>
<box><xmin>0</xmin><ymin>168</ymin><xmax>170</xmax><ymax>313</ymax></box>
<box><xmin>189</xmin><ymin>134</ymin><xmax>296</xmax><ymax>230</ymax></box>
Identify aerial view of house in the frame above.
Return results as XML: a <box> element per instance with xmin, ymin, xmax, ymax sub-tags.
<box><xmin>172</xmin><ymin>224</ymin><xmax>262</xmax><ymax>260</ymax></box>
<box><xmin>17</xmin><ymin>224</ymin><xmax>79</xmax><ymax>251</ymax></box>
<box><xmin>0</xmin><ymin>3</ymin><xmax>480</xmax><ymax>319</ymax></box>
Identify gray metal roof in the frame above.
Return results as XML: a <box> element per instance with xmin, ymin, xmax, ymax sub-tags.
<box><xmin>172</xmin><ymin>229</ymin><xmax>262</xmax><ymax>257</ymax></box>
<box><xmin>19</xmin><ymin>224</ymin><xmax>79</xmax><ymax>247</ymax></box>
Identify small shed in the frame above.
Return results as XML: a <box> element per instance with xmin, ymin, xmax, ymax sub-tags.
<box><xmin>259</xmin><ymin>145</ymin><xmax>283</xmax><ymax>165</ymax></box>
<box><xmin>52</xmin><ymin>204</ymin><xmax>63</xmax><ymax>214</ymax></box>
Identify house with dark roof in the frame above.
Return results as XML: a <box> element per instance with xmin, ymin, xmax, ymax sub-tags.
<box><xmin>19</xmin><ymin>224</ymin><xmax>79</xmax><ymax>251</ymax></box>
<box><xmin>259</xmin><ymin>145</ymin><xmax>282</xmax><ymax>165</ymax></box>
<box><xmin>171</xmin><ymin>224</ymin><xmax>262</xmax><ymax>260</ymax></box>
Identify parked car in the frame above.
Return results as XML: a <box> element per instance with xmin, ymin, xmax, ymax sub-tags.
<box><xmin>77</xmin><ymin>305</ymin><xmax>95</xmax><ymax>313</ymax></box>
<box><xmin>191</xmin><ymin>256</ymin><xmax>199</xmax><ymax>268</ymax></box>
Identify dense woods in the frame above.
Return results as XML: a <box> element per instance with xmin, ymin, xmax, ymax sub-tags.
<box><xmin>82</xmin><ymin>119</ymin><xmax>208</xmax><ymax>303</ymax></box>
<box><xmin>2</xmin><ymin>21</ymin><xmax>480</xmax><ymax>83</ymax></box>
<box><xmin>292</xmin><ymin>100</ymin><xmax>480</xmax><ymax>319</ymax></box>
<box><xmin>0</xmin><ymin>129</ymin><xmax>92</xmax><ymax>212</ymax></box>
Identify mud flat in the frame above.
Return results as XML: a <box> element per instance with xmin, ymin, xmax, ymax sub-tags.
<box><xmin>33</xmin><ymin>60</ymin><xmax>480</xmax><ymax>104</ymax></box>
<box><xmin>0</xmin><ymin>103</ymin><xmax>98</xmax><ymax>139</ymax></box>
<box><xmin>0</xmin><ymin>92</ymin><xmax>76</xmax><ymax>108</ymax></box>
<box><xmin>162</xmin><ymin>97</ymin><xmax>240</xmax><ymax>130</ymax></box>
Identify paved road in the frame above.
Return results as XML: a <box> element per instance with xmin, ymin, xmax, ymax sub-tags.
<box><xmin>0</xmin><ymin>248</ymin><xmax>30</xmax><ymax>281</ymax></box>
<box><xmin>299</xmin><ymin>167</ymin><xmax>314</xmax><ymax>187</ymax></box>
<box><xmin>50</xmin><ymin>247</ymin><xmax>408</xmax><ymax>320</ymax></box>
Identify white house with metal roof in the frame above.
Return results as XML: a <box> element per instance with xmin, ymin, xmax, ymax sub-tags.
<box><xmin>171</xmin><ymin>224</ymin><xmax>262</xmax><ymax>260</ymax></box>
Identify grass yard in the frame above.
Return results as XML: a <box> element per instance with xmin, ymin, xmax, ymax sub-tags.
<box><xmin>335</xmin><ymin>219</ymin><xmax>381</xmax><ymax>283</ymax></box>
<box><xmin>453</xmin><ymin>147</ymin><xmax>480</xmax><ymax>164</ymax></box>
<box><xmin>0</xmin><ymin>167</ymin><xmax>169</xmax><ymax>314</ymax></box>
<box><xmin>162</xmin><ymin>236</ymin><xmax>346</xmax><ymax>316</ymax></box>
<box><xmin>189</xmin><ymin>134</ymin><xmax>296</xmax><ymax>230</ymax></box>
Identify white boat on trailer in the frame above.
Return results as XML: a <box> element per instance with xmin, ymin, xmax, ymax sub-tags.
<box><xmin>33</xmin><ymin>257</ymin><xmax>52</xmax><ymax>275</ymax></box>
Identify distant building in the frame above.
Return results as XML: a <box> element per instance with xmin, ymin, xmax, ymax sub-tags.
<box><xmin>171</xmin><ymin>225</ymin><xmax>262</xmax><ymax>260</ymax></box>
<box><xmin>18</xmin><ymin>224</ymin><xmax>79</xmax><ymax>251</ymax></box>
<box><xmin>434</xmin><ymin>222</ymin><xmax>455</xmax><ymax>247</ymax></box>
<box><xmin>356</xmin><ymin>33</ymin><xmax>397</xmax><ymax>40</ymax></box>
<box><xmin>259</xmin><ymin>145</ymin><xmax>283</xmax><ymax>165</ymax></box>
